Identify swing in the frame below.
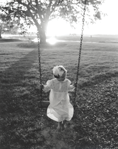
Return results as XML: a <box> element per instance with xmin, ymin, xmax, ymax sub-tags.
<box><xmin>37</xmin><ymin>0</ymin><xmax>87</xmax><ymax>108</ymax></box>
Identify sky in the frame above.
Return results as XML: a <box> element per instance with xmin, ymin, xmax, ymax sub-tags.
<box><xmin>0</xmin><ymin>0</ymin><xmax>118</xmax><ymax>35</ymax></box>
<box><xmin>85</xmin><ymin>0</ymin><xmax>118</xmax><ymax>35</ymax></box>
<box><xmin>47</xmin><ymin>0</ymin><xmax>118</xmax><ymax>35</ymax></box>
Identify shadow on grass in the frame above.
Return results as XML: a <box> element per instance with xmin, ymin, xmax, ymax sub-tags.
<box><xmin>0</xmin><ymin>48</ymin><xmax>40</xmax><ymax>114</ymax></box>
<box><xmin>0</xmin><ymin>48</ymin><xmax>46</xmax><ymax>149</ymax></box>
<box><xmin>0</xmin><ymin>38</ymin><xmax>22</xmax><ymax>42</ymax></box>
<box><xmin>0</xmin><ymin>49</ymin><xmax>38</xmax><ymax>87</ymax></box>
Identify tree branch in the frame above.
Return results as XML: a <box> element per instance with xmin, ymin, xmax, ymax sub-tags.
<box><xmin>34</xmin><ymin>0</ymin><xmax>44</xmax><ymax>20</ymax></box>
<box><xmin>48</xmin><ymin>0</ymin><xmax>53</xmax><ymax>8</ymax></box>
<box><xmin>51</xmin><ymin>0</ymin><xmax>62</xmax><ymax>12</ymax></box>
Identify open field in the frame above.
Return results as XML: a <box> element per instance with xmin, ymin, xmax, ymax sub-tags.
<box><xmin>0</xmin><ymin>35</ymin><xmax>118</xmax><ymax>149</ymax></box>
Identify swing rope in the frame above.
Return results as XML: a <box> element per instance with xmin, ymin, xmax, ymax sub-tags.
<box><xmin>74</xmin><ymin>0</ymin><xmax>87</xmax><ymax>108</ymax></box>
<box><xmin>37</xmin><ymin>31</ymin><xmax>42</xmax><ymax>105</ymax></box>
<box><xmin>37</xmin><ymin>0</ymin><xmax>87</xmax><ymax>108</ymax></box>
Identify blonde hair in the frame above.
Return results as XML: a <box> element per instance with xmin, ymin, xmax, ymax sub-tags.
<box><xmin>53</xmin><ymin>65</ymin><xmax>67</xmax><ymax>78</ymax></box>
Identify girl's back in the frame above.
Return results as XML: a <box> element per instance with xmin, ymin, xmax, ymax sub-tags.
<box><xmin>50</xmin><ymin>78</ymin><xmax>71</xmax><ymax>92</ymax></box>
<box><xmin>43</xmin><ymin>65</ymin><xmax>74</xmax><ymax>129</ymax></box>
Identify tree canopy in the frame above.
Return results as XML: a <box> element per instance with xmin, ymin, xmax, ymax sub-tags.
<box><xmin>1</xmin><ymin>0</ymin><xmax>103</xmax><ymax>43</ymax></box>
<box><xmin>0</xmin><ymin>11</ymin><xmax>14</xmax><ymax>38</ymax></box>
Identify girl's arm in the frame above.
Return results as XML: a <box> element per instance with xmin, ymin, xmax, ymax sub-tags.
<box><xmin>43</xmin><ymin>80</ymin><xmax>52</xmax><ymax>92</ymax></box>
<box><xmin>68</xmin><ymin>80</ymin><xmax>75</xmax><ymax>92</ymax></box>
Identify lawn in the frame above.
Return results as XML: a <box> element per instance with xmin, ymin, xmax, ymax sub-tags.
<box><xmin>0</xmin><ymin>35</ymin><xmax>118</xmax><ymax>149</ymax></box>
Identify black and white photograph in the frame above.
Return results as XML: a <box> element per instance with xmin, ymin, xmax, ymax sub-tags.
<box><xmin>0</xmin><ymin>0</ymin><xmax>118</xmax><ymax>149</ymax></box>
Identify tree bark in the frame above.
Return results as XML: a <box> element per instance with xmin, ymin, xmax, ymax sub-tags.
<box><xmin>39</xmin><ymin>21</ymin><xmax>48</xmax><ymax>44</ymax></box>
<box><xmin>40</xmin><ymin>27</ymin><xmax>46</xmax><ymax>44</ymax></box>
<box><xmin>37</xmin><ymin>25</ymin><xmax>46</xmax><ymax>44</ymax></box>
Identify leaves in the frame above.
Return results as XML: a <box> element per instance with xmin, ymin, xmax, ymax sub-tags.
<box><xmin>1</xmin><ymin>0</ymin><xmax>103</xmax><ymax>27</ymax></box>
<box><xmin>94</xmin><ymin>11</ymin><xmax>101</xmax><ymax>19</ymax></box>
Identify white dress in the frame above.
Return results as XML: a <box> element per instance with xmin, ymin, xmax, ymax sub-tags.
<box><xmin>43</xmin><ymin>78</ymin><xmax>74</xmax><ymax>122</ymax></box>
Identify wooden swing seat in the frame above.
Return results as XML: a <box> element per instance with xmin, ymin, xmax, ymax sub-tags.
<box><xmin>39</xmin><ymin>92</ymin><xmax>75</xmax><ymax>108</ymax></box>
<box><xmin>39</xmin><ymin>100</ymin><xmax>49</xmax><ymax>108</ymax></box>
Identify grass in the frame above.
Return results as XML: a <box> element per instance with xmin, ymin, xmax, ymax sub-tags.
<box><xmin>0</xmin><ymin>35</ymin><xmax>118</xmax><ymax>149</ymax></box>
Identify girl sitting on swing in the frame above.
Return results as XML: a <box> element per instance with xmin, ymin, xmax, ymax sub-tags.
<box><xmin>42</xmin><ymin>65</ymin><xmax>75</xmax><ymax>130</ymax></box>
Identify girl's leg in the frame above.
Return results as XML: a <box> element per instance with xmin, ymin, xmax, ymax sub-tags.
<box><xmin>57</xmin><ymin>122</ymin><xmax>61</xmax><ymax>130</ymax></box>
<box><xmin>61</xmin><ymin>120</ymin><xmax>66</xmax><ymax>130</ymax></box>
<box><xmin>57</xmin><ymin>121</ymin><xmax>67</xmax><ymax>130</ymax></box>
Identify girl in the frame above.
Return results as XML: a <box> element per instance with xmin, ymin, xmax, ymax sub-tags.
<box><xmin>42</xmin><ymin>65</ymin><xmax>74</xmax><ymax>130</ymax></box>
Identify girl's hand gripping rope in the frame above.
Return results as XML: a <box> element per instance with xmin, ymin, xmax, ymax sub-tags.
<box><xmin>40</xmin><ymin>84</ymin><xmax>44</xmax><ymax>91</ymax></box>
<box><xmin>74</xmin><ymin>82</ymin><xmax>77</xmax><ymax>88</ymax></box>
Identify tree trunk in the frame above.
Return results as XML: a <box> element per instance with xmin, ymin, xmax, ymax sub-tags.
<box><xmin>38</xmin><ymin>21</ymin><xmax>48</xmax><ymax>44</ymax></box>
<box><xmin>40</xmin><ymin>27</ymin><xmax>46</xmax><ymax>44</ymax></box>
